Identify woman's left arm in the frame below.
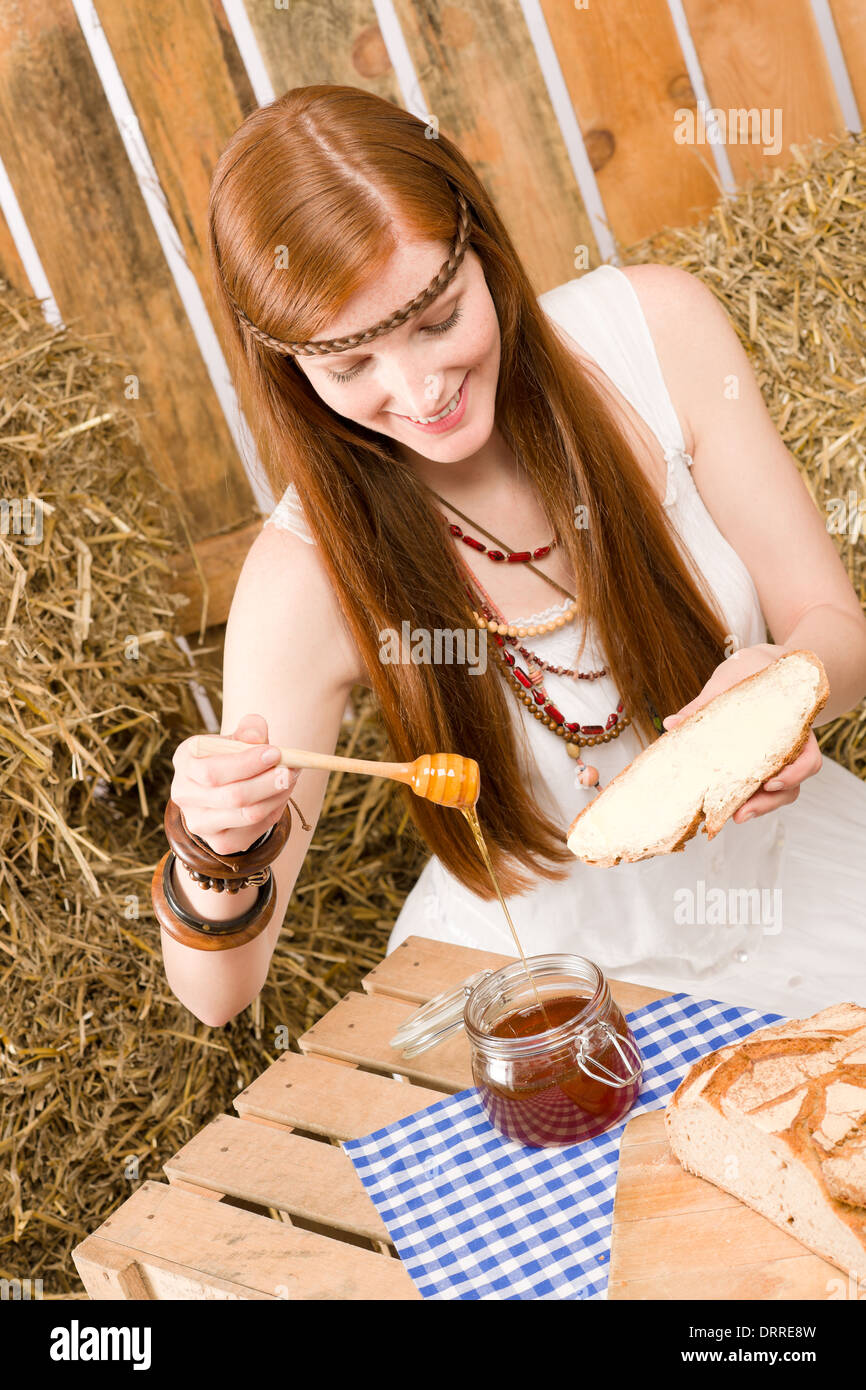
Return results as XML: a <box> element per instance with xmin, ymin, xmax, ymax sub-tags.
<box><xmin>621</xmin><ymin>264</ymin><xmax>866</xmax><ymax>823</ymax></box>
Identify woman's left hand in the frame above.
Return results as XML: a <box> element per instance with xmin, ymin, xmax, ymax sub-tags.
<box><xmin>661</xmin><ymin>644</ymin><xmax>823</xmax><ymax>824</ymax></box>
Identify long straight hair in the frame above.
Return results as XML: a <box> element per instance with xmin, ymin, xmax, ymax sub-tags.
<box><xmin>207</xmin><ymin>85</ymin><xmax>731</xmax><ymax>899</ymax></box>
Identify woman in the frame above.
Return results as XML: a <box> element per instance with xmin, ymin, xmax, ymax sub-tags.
<box><xmin>161</xmin><ymin>85</ymin><xmax>866</xmax><ymax>1027</ymax></box>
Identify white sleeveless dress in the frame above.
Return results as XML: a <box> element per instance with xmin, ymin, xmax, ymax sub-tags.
<box><xmin>265</xmin><ymin>264</ymin><xmax>866</xmax><ymax>1018</ymax></box>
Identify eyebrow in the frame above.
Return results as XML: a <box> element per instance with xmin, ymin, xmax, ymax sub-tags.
<box><xmin>308</xmin><ymin>281</ymin><xmax>463</xmax><ymax>365</ymax></box>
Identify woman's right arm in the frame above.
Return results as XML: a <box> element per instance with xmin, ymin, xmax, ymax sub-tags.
<box><xmin>161</xmin><ymin>520</ymin><xmax>367</xmax><ymax>1026</ymax></box>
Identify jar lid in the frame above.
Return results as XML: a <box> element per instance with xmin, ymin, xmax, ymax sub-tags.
<box><xmin>389</xmin><ymin>970</ymin><xmax>494</xmax><ymax>1058</ymax></box>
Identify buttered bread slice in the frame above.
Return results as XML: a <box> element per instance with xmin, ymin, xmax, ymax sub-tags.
<box><xmin>664</xmin><ymin>1003</ymin><xmax>866</xmax><ymax>1282</ymax></box>
<box><xmin>567</xmin><ymin>649</ymin><xmax>828</xmax><ymax>867</ymax></box>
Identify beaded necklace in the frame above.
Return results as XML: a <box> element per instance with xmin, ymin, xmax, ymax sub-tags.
<box><xmin>432</xmin><ymin>490</ymin><xmax>665</xmax><ymax>792</ymax></box>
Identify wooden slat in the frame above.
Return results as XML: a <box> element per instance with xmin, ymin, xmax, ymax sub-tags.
<box><xmin>73</xmin><ymin>1233</ymin><xmax>274</xmax><ymax>1301</ymax></box>
<box><xmin>541</xmin><ymin>0</ymin><xmax>721</xmax><ymax>246</ymax></box>
<box><xmin>234</xmin><ymin>1050</ymin><xmax>444</xmax><ymax>1139</ymax></box>
<box><xmin>830</xmin><ymin>0</ymin><xmax>866</xmax><ymax>123</ymax></box>
<box><xmin>164</xmin><ymin>1113</ymin><xmax>391</xmax><ymax>1243</ymax></box>
<box><xmin>85</xmin><ymin>1181</ymin><xmax>420</xmax><ymax>1300</ymax></box>
<box><xmin>300</xmin><ymin>989</ymin><xmax>476</xmax><ymax>1089</ymax></box>
<box><xmin>388</xmin><ymin>0</ymin><xmax>597</xmax><ymax>291</ymax></box>
<box><xmin>364</xmin><ymin>935</ymin><xmax>673</xmax><ymax>1014</ymax></box>
<box><xmin>95</xmin><ymin>0</ymin><xmax>257</xmax><ymax>330</ymax></box>
<box><xmin>242</xmin><ymin>0</ymin><xmax>403</xmax><ymax>105</ymax></box>
<box><xmin>363</xmin><ymin>936</ymin><xmax>515</xmax><ymax>1001</ymax></box>
<box><xmin>71</xmin><ymin>1238</ymin><xmax>153</xmax><ymax>1300</ymax></box>
<box><xmin>0</xmin><ymin>0</ymin><xmax>257</xmax><ymax>546</ymax></box>
<box><xmin>608</xmin><ymin>1250</ymin><xmax>836</xmax><ymax>1301</ymax></box>
<box><xmin>682</xmin><ymin>0</ymin><xmax>846</xmax><ymax>184</ymax></box>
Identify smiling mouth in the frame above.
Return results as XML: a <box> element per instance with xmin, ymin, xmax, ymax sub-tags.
<box><xmin>401</xmin><ymin>373</ymin><xmax>468</xmax><ymax>424</ymax></box>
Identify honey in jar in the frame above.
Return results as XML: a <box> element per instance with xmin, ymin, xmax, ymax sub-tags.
<box><xmin>473</xmin><ymin>986</ymin><xmax>641</xmax><ymax>1147</ymax></box>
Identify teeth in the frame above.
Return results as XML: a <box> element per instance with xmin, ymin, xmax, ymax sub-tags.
<box><xmin>409</xmin><ymin>385</ymin><xmax>461</xmax><ymax>424</ymax></box>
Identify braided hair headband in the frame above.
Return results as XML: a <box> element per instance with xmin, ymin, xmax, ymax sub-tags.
<box><xmin>214</xmin><ymin>188</ymin><xmax>472</xmax><ymax>358</ymax></box>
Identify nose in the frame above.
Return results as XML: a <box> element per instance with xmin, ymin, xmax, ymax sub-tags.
<box><xmin>379</xmin><ymin>358</ymin><xmax>450</xmax><ymax>419</ymax></box>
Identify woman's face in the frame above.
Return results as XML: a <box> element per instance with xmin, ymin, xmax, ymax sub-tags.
<box><xmin>294</xmin><ymin>236</ymin><xmax>501</xmax><ymax>474</ymax></box>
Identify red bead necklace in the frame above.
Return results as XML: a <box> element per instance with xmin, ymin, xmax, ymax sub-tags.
<box><xmin>447</xmin><ymin>521</ymin><xmax>556</xmax><ymax>565</ymax></box>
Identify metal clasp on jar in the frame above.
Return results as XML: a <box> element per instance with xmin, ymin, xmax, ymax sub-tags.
<box><xmin>576</xmin><ymin>1021</ymin><xmax>642</xmax><ymax>1088</ymax></box>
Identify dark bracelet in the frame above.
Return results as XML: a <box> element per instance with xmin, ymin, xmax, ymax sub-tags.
<box><xmin>163</xmin><ymin>853</ymin><xmax>274</xmax><ymax>933</ymax></box>
<box><xmin>164</xmin><ymin>799</ymin><xmax>293</xmax><ymax>889</ymax></box>
<box><xmin>151</xmin><ymin>850</ymin><xmax>278</xmax><ymax>951</ymax></box>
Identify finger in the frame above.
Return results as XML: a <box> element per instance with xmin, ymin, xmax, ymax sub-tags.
<box><xmin>762</xmin><ymin>738</ymin><xmax>822</xmax><ymax>792</ymax></box>
<box><xmin>240</xmin><ymin>789</ymin><xmax>294</xmax><ymax>824</ymax></box>
<box><xmin>662</xmin><ymin>702</ymin><xmax>702</xmax><ymax>728</ymax></box>
<box><xmin>179</xmin><ymin>762</ymin><xmax>300</xmax><ymax>810</ymax></box>
<box><xmin>182</xmin><ymin>794</ymin><xmax>290</xmax><ymax>840</ymax></box>
<box><xmin>185</xmin><ymin>738</ymin><xmax>284</xmax><ymax>789</ymax></box>
<box><xmin>233</xmin><ymin>712</ymin><xmax>269</xmax><ymax>744</ymax></box>
<box><xmin>733</xmin><ymin>785</ymin><xmax>801</xmax><ymax>822</ymax></box>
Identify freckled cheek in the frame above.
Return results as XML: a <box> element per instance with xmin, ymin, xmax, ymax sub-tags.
<box><xmin>470</xmin><ymin>319</ymin><xmax>500</xmax><ymax>381</ymax></box>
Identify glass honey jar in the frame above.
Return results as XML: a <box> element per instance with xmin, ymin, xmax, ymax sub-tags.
<box><xmin>390</xmin><ymin>954</ymin><xmax>643</xmax><ymax>1148</ymax></box>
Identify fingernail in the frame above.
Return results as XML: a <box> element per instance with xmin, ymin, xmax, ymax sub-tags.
<box><xmin>764</xmin><ymin>778</ymin><xmax>785</xmax><ymax>791</ymax></box>
<box><xmin>260</xmin><ymin>747</ymin><xmax>280</xmax><ymax>764</ymax></box>
<box><xmin>742</xmin><ymin>811</ymin><xmax>756</xmax><ymax>821</ymax></box>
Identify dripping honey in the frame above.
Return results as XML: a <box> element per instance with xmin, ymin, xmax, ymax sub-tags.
<box><xmin>459</xmin><ymin>805</ymin><xmax>550</xmax><ymax>1026</ymax></box>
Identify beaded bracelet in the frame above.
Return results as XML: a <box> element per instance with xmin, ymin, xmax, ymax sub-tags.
<box><xmin>164</xmin><ymin>798</ymin><xmax>293</xmax><ymax>890</ymax></box>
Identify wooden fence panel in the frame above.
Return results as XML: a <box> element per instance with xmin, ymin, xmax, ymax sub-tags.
<box><xmin>96</xmin><ymin>0</ymin><xmax>257</xmax><ymax>327</ymax></box>
<box><xmin>682</xmin><ymin>0</ymin><xmax>846</xmax><ymax>183</ymax></box>
<box><xmin>0</xmin><ymin>0</ymin><xmax>257</xmax><ymax>565</ymax></box>
<box><xmin>541</xmin><ymin>0</ymin><xmax>721</xmax><ymax>249</ymax></box>
<box><xmin>388</xmin><ymin>0</ymin><xmax>598</xmax><ymax>291</ymax></box>
<box><xmin>244</xmin><ymin>0</ymin><xmax>403</xmax><ymax>101</ymax></box>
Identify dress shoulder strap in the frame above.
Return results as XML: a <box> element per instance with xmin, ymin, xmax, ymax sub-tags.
<box><xmin>264</xmin><ymin>482</ymin><xmax>316</xmax><ymax>545</ymax></box>
<box><xmin>538</xmin><ymin>265</ymin><xmax>693</xmax><ymax>497</ymax></box>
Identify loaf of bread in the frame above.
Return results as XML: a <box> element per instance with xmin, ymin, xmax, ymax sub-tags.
<box><xmin>567</xmin><ymin>649</ymin><xmax>828</xmax><ymax>867</ymax></box>
<box><xmin>664</xmin><ymin>1003</ymin><xmax>866</xmax><ymax>1282</ymax></box>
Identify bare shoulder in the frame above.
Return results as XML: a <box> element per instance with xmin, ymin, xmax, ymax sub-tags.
<box><xmin>616</xmin><ymin>263</ymin><xmax>734</xmax><ymax>457</ymax></box>
<box><xmin>227</xmin><ymin>519</ymin><xmax>369</xmax><ymax>693</ymax></box>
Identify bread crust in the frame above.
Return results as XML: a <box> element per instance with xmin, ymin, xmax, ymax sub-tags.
<box><xmin>567</xmin><ymin>649</ymin><xmax>829</xmax><ymax>866</ymax></box>
<box><xmin>664</xmin><ymin>1004</ymin><xmax>866</xmax><ymax>1281</ymax></box>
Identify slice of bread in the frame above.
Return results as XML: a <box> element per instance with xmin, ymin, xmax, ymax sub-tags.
<box><xmin>664</xmin><ymin>1003</ymin><xmax>866</xmax><ymax>1283</ymax></box>
<box><xmin>567</xmin><ymin>649</ymin><xmax>828</xmax><ymax>867</ymax></box>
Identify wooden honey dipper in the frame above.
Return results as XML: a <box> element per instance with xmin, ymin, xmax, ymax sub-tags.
<box><xmin>189</xmin><ymin>736</ymin><xmax>480</xmax><ymax>808</ymax></box>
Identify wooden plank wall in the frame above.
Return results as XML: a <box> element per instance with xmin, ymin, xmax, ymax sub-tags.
<box><xmin>0</xmin><ymin>0</ymin><xmax>862</xmax><ymax>635</ymax></box>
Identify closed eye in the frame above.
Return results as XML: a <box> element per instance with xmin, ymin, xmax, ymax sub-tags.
<box><xmin>326</xmin><ymin>303</ymin><xmax>464</xmax><ymax>383</ymax></box>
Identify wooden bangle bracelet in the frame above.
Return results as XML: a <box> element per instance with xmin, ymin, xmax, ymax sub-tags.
<box><xmin>151</xmin><ymin>851</ymin><xmax>277</xmax><ymax>951</ymax></box>
<box><xmin>164</xmin><ymin>798</ymin><xmax>292</xmax><ymax>880</ymax></box>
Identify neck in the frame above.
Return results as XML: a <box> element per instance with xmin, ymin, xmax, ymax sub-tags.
<box><xmin>401</xmin><ymin>427</ymin><xmax>522</xmax><ymax>504</ymax></box>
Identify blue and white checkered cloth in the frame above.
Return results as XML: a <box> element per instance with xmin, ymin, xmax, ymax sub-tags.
<box><xmin>343</xmin><ymin>992</ymin><xmax>784</xmax><ymax>1299</ymax></box>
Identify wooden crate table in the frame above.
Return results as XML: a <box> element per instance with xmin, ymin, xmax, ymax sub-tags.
<box><xmin>71</xmin><ymin>936</ymin><xmax>670</xmax><ymax>1300</ymax></box>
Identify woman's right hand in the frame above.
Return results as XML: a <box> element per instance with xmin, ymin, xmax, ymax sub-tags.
<box><xmin>170</xmin><ymin>713</ymin><xmax>301</xmax><ymax>856</ymax></box>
